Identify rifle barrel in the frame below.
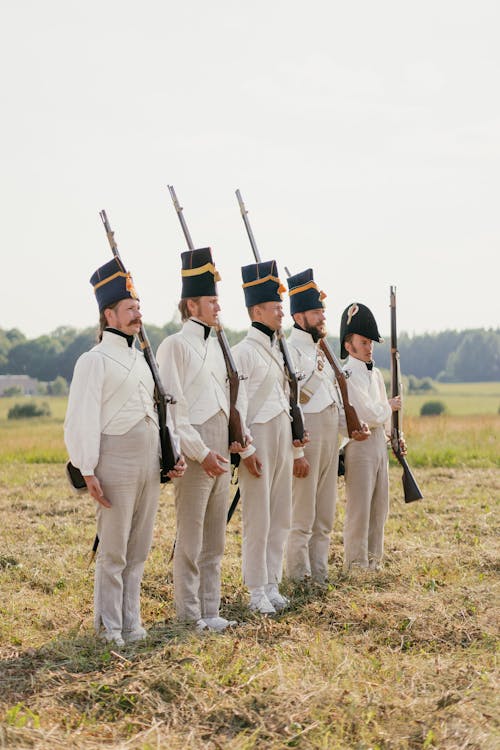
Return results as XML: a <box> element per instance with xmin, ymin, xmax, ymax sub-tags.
<box><xmin>390</xmin><ymin>285</ymin><xmax>423</xmax><ymax>503</ymax></box>
<box><xmin>235</xmin><ymin>189</ymin><xmax>262</xmax><ymax>263</ymax></box>
<box><xmin>168</xmin><ymin>185</ymin><xmax>195</xmax><ymax>250</ymax></box>
<box><xmin>235</xmin><ymin>191</ymin><xmax>304</xmax><ymax>441</ymax></box>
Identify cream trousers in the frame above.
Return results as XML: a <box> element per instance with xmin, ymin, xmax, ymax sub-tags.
<box><xmin>173</xmin><ymin>410</ymin><xmax>230</xmax><ymax>622</ymax></box>
<box><xmin>286</xmin><ymin>404</ymin><xmax>340</xmax><ymax>582</ymax></box>
<box><xmin>238</xmin><ymin>411</ymin><xmax>293</xmax><ymax>589</ymax></box>
<box><xmin>94</xmin><ymin>416</ymin><xmax>160</xmax><ymax>637</ymax></box>
<box><xmin>343</xmin><ymin>426</ymin><xmax>389</xmax><ymax>568</ymax></box>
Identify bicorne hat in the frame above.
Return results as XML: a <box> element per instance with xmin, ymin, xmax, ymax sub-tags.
<box><xmin>241</xmin><ymin>260</ymin><xmax>286</xmax><ymax>307</ymax></box>
<box><xmin>340</xmin><ymin>302</ymin><xmax>383</xmax><ymax>359</ymax></box>
<box><xmin>287</xmin><ymin>268</ymin><xmax>326</xmax><ymax>315</ymax></box>
<box><xmin>181</xmin><ymin>247</ymin><xmax>220</xmax><ymax>299</ymax></box>
<box><xmin>90</xmin><ymin>257</ymin><xmax>139</xmax><ymax>312</ymax></box>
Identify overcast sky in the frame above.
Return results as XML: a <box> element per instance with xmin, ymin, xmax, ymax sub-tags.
<box><xmin>1</xmin><ymin>0</ymin><xmax>498</xmax><ymax>340</ymax></box>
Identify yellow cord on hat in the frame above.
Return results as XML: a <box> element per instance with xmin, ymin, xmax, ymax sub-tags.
<box><xmin>181</xmin><ymin>262</ymin><xmax>221</xmax><ymax>282</ymax></box>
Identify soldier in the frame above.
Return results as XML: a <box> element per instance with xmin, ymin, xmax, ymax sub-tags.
<box><xmin>340</xmin><ymin>302</ymin><xmax>402</xmax><ymax>571</ymax></box>
<box><xmin>232</xmin><ymin>260</ymin><xmax>307</xmax><ymax>614</ymax></box>
<box><xmin>156</xmin><ymin>248</ymin><xmax>251</xmax><ymax>632</ymax></box>
<box><xmin>285</xmin><ymin>269</ymin><xmax>347</xmax><ymax>583</ymax></box>
<box><xmin>64</xmin><ymin>258</ymin><xmax>184</xmax><ymax>647</ymax></box>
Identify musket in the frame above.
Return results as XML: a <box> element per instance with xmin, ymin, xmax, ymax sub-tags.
<box><xmin>99</xmin><ymin>210</ymin><xmax>179</xmax><ymax>483</ymax></box>
<box><xmin>167</xmin><ymin>185</ymin><xmax>246</xmax><ymax>448</ymax></box>
<box><xmin>235</xmin><ymin>189</ymin><xmax>305</xmax><ymax>442</ymax></box>
<box><xmin>390</xmin><ymin>285</ymin><xmax>423</xmax><ymax>503</ymax></box>
<box><xmin>282</xmin><ymin>266</ymin><xmax>363</xmax><ymax>438</ymax></box>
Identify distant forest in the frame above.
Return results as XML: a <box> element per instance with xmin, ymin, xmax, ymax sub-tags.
<box><xmin>1</xmin><ymin>323</ymin><xmax>499</xmax><ymax>384</ymax></box>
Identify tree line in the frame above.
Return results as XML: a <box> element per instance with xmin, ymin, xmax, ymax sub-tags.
<box><xmin>1</xmin><ymin>324</ymin><xmax>499</xmax><ymax>385</ymax></box>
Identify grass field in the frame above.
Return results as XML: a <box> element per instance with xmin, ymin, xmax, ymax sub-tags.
<box><xmin>404</xmin><ymin>382</ymin><xmax>500</xmax><ymax>417</ymax></box>
<box><xmin>0</xmin><ymin>389</ymin><xmax>498</xmax><ymax>748</ymax></box>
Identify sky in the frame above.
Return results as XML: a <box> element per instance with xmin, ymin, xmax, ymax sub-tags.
<box><xmin>1</xmin><ymin>0</ymin><xmax>499</xmax><ymax>340</ymax></box>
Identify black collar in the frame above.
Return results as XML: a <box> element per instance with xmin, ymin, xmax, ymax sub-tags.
<box><xmin>105</xmin><ymin>327</ymin><xmax>134</xmax><ymax>347</ymax></box>
<box><xmin>252</xmin><ymin>321</ymin><xmax>275</xmax><ymax>341</ymax></box>
<box><xmin>294</xmin><ymin>320</ymin><xmax>321</xmax><ymax>343</ymax></box>
<box><xmin>190</xmin><ymin>318</ymin><xmax>211</xmax><ymax>340</ymax></box>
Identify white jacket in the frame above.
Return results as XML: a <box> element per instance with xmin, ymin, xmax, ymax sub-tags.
<box><xmin>64</xmin><ymin>330</ymin><xmax>158</xmax><ymax>475</ymax></box>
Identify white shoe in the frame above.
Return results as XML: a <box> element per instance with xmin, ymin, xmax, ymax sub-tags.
<box><xmin>196</xmin><ymin>619</ymin><xmax>209</xmax><ymax>632</ymax></box>
<box><xmin>265</xmin><ymin>584</ymin><xmax>290</xmax><ymax>611</ymax></box>
<box><xmin>346</xmin><ymin>563</ymin><xmax>369</xmax><ymax>578</ymax></box>
<box><xmin>123</xmin><ymin>626</ymin><xmax>148</xmax><ymax>643</ymax></box>
<box><xmin>249</xmin><ymin>591</ymin><xmax>276</xmax><ymax>615</ymax></box>
<box><xmin>98</xmin><ymin>630</ymin><xmax>125</xmax><ymax>647</ymax></box>
<box><xmin>203</xmin><ymin>616</ymin><xmax>237</xmax><ymax>632</ymax></box>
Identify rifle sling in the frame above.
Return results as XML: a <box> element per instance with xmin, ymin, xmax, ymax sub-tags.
<box><xmin>245</xmin><ymin>339</ymin><xmax>283</xmax><ymax>425</ymax></box>
<box><xmin>100</xmin><ymin>352</ymin><xmax>144</xmax><ymax>430</ymax></box>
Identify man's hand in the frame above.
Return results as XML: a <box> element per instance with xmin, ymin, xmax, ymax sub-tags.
<box><xmin>229</xmin><ymin>433</ymin><xmax>253</xmax><ymax>454</ymax></box>
<box><xmin>293</xmin><ymin>456</ymin><xmax>310</xmax><ymax>478</ymax></box>
<box><xmin>167</xmin><ymin>455</ymin><xmax>187</xmax><ymax>479</ymax></box>
<box><xmin>201</xmin><ymin>451</ymin><xmax>229</xmax><ymax>478</ymax></box>
<box><xmin>229</xmin><ymin>440</ymin><xmax>246</xmax><ymax>453</ymax></box>
<box><xmin>389</xmin><ymin>395</ymin><xmax>402</xmax><ymax>411</ymax></box>
<box><xmin>84</xmin><ymin>475</ymin><xmax>111</xmax><ymax>508</ymax></box>
<box><xmin>293</xmin><ymin>430</ymin><xmax>310</xmax><ymax>449</ymax></box>
<box><xmin>351</xmin><ymin>422</ymin><xmax>371</xmax><ymax>441</ymax></box>
<box><xmin>242</xmin><ymin>453</ymin><xmax>263</xmax><ymax>477</ymax></box>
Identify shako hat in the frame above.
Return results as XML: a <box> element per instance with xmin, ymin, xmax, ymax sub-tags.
<box><xmin>287</xmin><ymin>268</ymin><xmax>326</xmax><ymax>315</ymax></box>
<box><xmin>181</xmin><ymin>247</ymin><xmax>220</xmax><ymax>299</ymax></box>
<box><xmin>241</xmin><ymin>260</ymin><xmax>286</xmax><ymax>307</ymax></box>
<box><xmin>340</xmin><ymin>302</ymin><xmax>383</xmax><ymax>359</ymax></box>
<box><xmin>90</xmin><ymin>257</ymin><xmax>139</xmax><ymax>312</ymax></box>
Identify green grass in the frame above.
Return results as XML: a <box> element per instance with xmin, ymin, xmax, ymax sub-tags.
<box><xmin>393</xmin><ymin>415</ymin><xmax>499</xmax><ymax>469</ymax></box>
<box><xmin>0</xmin><ymin>387</ymin><xmax>499</xmax><ymax>468</ymax></box>
<box><xmin>404</xmin><ymin>381</ymin><xmax>500</xmax><ymax>416</ymax></box>
<box><xmin>0</xmin><ymin>397</ymin><xmax>67</xmax><ymax>464</ymax></box>
<box><xmin>0</xmin><ymin>395</ymin><xmax>68</xmax><ymax>421</ymax></box>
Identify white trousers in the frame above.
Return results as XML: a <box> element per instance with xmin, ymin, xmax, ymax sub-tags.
<box><xmin>94</xmin><ymin>417</ymin><xmax>160</xmax><ymax>637</ymax></box>
<box><xmin>343</xmin><ymin>426</ymin><xmax>389</xmax><ymax>568</ymax></box>
<box><xmin>286</xmin><ymin>404</ymin><xmax>340</xmax><ymax>582</ymax></box>
<box><xmin>173</xmin><ymin>410</ymin><xmax>230</xmax><ymax>622</ymax></box>
<box><xmin>238</xmin><ymin>411</ymin><xmax>293</xmax><ymax>589</ymax></box>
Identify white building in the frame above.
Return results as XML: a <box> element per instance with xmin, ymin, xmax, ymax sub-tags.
<box><xmin>0</xmin><ymin>374</ymin><xmax>39</xmax><ymax>396</ymax></box>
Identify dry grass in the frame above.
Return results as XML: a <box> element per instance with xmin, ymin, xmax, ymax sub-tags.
<box><xmin>398</xmin><ymin>415</ymin><xmax>499</xmax><ymax>468</ymax></box>
<box><xmin>0</xmin><ymin>461</ymin><xmax>498</xmax><ymax>749</ymax></box>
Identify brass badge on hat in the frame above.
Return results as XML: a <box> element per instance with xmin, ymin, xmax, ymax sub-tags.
<box><xmin>126</xmin><ymin>273</ymin><xmax>139</xmax><ymax>300</ymax></box>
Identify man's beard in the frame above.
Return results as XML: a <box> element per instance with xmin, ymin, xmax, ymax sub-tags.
<box><xmin>304</xmin><ymin>323</ymin><xmax>326</xmax><ymax>343</ymax></box>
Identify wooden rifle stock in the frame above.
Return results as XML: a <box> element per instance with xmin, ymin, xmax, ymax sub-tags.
<box><xmin>215</xmin><ymin>325</ymin><xmax>246</xmax><ymax>446</ymax></box>
<box><xmin>167</xmin><ymin>186</ymin><xmax>246</xmax><ymax>447</ymax></box>
<box><xmin>235</xmin><ymin>189</ymin><xmax>305</xmax><ymax>442</ymax></box>
<box><xmin>318</xmin><ymin>338</ymin><xmax>363</xmax><ymax>437</ymax></box>
<box><xmin>99</xmin><ymin>210</ymin><xmax>179</xmax><ymax>482</ymax></box>
<box><xmin>390</xmin><ymin>286</ymin><xmax>423</xmax><ymax>503</ymax></box>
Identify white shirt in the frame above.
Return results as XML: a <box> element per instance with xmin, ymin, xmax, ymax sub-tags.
<box><xmin>64</xmin><ymin>330</ymin><xmax>158</xmax><ymax>475</ymax></box>
<box><xmin>287</xmin><ymin>328</ymin><xmax>347</xmax><ymax>435</ymax></box>
<box><xmin>343</xmin><ymin>355</ymin><xmax>392</xmax><ymax>434</ymax></box>
<box><xmin>156</xmin><ymin>319</ymin><xmax>236</xmax><ymax>463</ymax></box>
<box><xmin>232</xmin><ymin>326</ymin><xmax>291</xmax><ymax>426</ymax></box>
